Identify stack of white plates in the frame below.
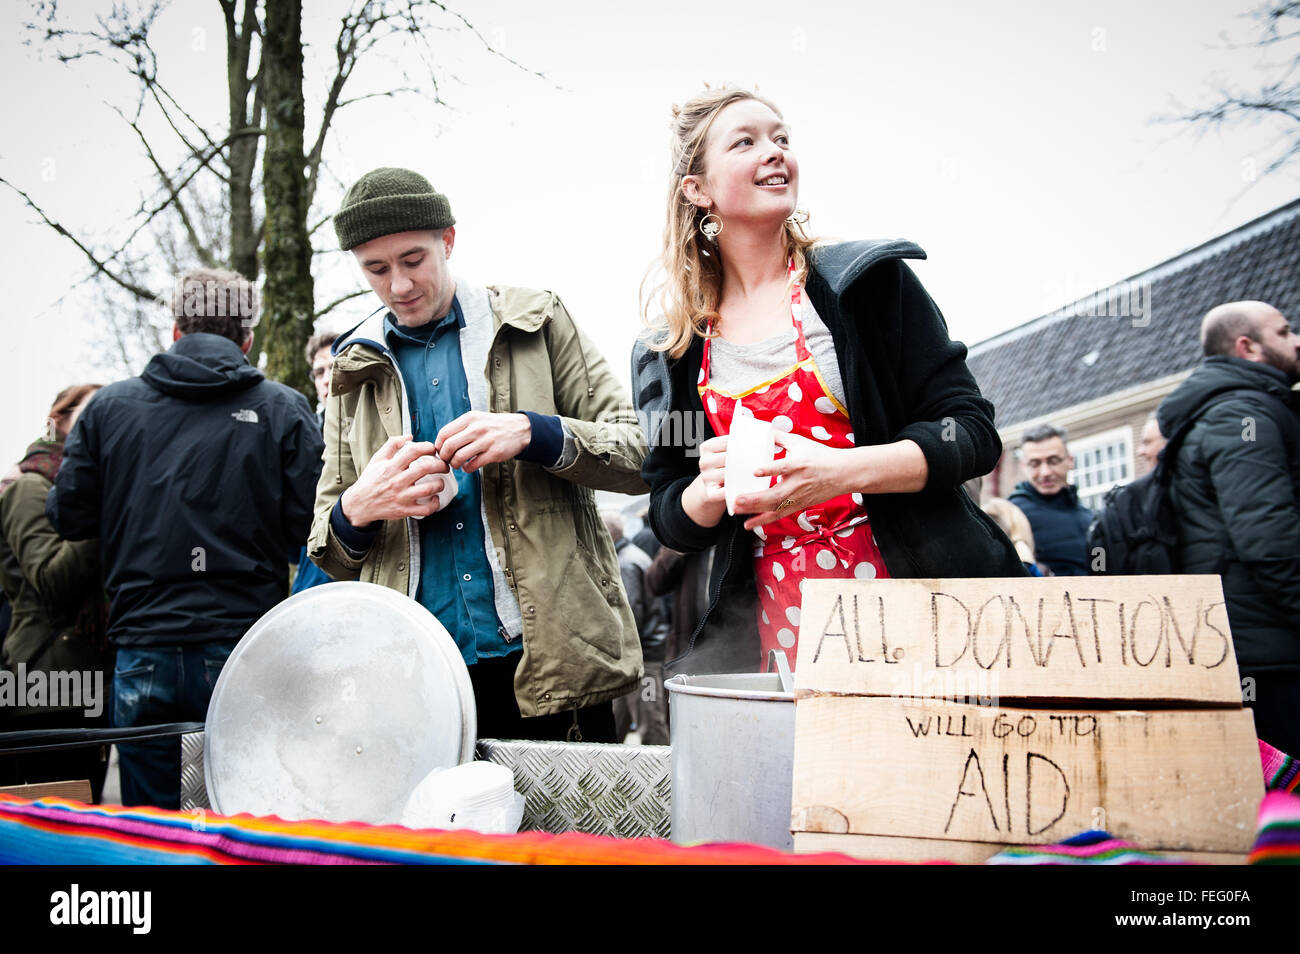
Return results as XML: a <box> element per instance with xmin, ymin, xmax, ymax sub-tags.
<box><xmin>401</xmin><ymin>760</ymin><xmax>524</xmax><ymax>833</ymax></box>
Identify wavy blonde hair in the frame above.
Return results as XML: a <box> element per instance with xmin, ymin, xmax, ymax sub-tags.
<box><xmin>642</xmin><ymin>87</ymin><xmax>816</xmax><ymax>359</ymax></box>
<box><xmin>982</xmin><ymin>498</ymin><xmax>1038</xmax><ymax>566</ymax></box>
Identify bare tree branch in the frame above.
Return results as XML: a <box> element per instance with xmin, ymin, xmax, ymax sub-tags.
<box><xmin>305</xmin><ymin>2</ymin><xmax>367</xmax><ymax>207</ymax></box>
<box><xmin>1160</xmin><ymin>1</ymin><xmax>1300</xmax><ymax>182</ymax></box>
<box><xmin>304</xmin><ymin>0</ymin><xmax>561</xmax><ymax>206</ymax></box>
<box><xmin>336</xmin><ymin>86</ymin><xmax>419</xmax><ymax>108</ymax></box>
<box><xmin>314</xmin><ymin>288</ymin><xmax>370</xmax><ymax>319</ymax></box>
<box><xmin>1258</xmin><ymin>0</ymin><xmax>1300</xmax><ymax>43</ymax></box>
<box><xmin>0</xmin><ymin>175</ymin><xmax>158</xmax><ymax>302</ymax></box>
<box><xmin>22</xmin><ymin>0</ymin><xmax>556</xmax><ymax>374</ymax></box>
<box><xmin>88</xmin><ymin>126</ymin><xmax>264</xmax><ymax>274</ymax></box>
<box><xmin>112</xmin><ymin>105</ymin><xmax>219</xmax><ymax>267</ymax></box>
<box><xmin>426</xmin><ymin>0</ymin><xmax>556</xmax><ymax>84</ymax></box>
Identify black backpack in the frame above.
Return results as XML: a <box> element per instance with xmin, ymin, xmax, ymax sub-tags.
<box><xmin>1087</xmin><ymin>388</ymin><xmax>1251</xmax><ymax>575</ymax></box>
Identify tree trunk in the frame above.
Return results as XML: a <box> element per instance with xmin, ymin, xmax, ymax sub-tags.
<box><xmin>225</xmin><ymin>1</ymin><xmax>260</xmax><ymax>281</ymax></box>
<box><xmin>224</xmin><ymin>0</ymin><xmax>262</xmax><ymax>358</ymax></box>
<box><xmin>261</xmin><ymin>0</ymin><xmax>313</xmax><ymax>399</ymax></box>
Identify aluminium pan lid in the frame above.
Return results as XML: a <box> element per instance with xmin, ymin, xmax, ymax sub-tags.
<box><xmin>204</xmin><ymin>581</ymin><xmax>476</xmax><ymax>824</ymax></box>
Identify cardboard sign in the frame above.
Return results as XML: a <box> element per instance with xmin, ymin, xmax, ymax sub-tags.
<box><xmin>790</xmin><ymin>697</ymin><xmax>1262</xmax><ymax>852</ymax></box>
<box><xmin>794</xmin><ymin>576</ymin><xmax>1242</xmax><ymax>705</ymax></box>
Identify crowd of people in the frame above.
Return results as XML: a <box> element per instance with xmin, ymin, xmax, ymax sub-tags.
<box><xmin>0</xmin><ymin>87</ymin><xmax>1294</xmax><ymax>806</ymax></box>
<box><xmin>977</xmin><ymin>300</ymin><xmax>1300</xmax><ymax>755</ymax></box>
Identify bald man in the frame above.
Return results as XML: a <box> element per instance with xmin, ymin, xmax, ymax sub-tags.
<box><xmin>1156</xmin><ymin>300</ymin><xmax>1300</xmax><ymax>754</ymax></box>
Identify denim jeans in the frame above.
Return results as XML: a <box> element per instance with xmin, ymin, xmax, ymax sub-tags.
<box><xmin>113</xmin><ymin>642</ymin><xmax>235</xmax><ymax>809</ymax></box>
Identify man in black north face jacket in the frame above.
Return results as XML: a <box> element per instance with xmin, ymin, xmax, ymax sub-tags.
<box><xmin>1157</xmin><ymin>300</ymin><xmax>1300</xmax><ymax>756</ymax></box>
<box><xmin>48</xmin><ymin>269</ymin><xmax>323</xmax><ymax>808</ymax></box>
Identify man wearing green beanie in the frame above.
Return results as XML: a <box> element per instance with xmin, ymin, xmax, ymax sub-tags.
<box><xmin>308</xmin><ymin>168</ymin><xmax>648</xmax><ymax>741</ymax></box>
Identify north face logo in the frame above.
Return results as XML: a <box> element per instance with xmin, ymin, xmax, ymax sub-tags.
<box><xmin>231</xmin><ymin>409</ymin><xmax>259</xmax><ymax>424</ymax></box>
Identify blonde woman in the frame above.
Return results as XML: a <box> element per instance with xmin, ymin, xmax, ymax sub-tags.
<box><xmin>982</xmin><ymin>497</ymin><xmax>1048</xmax><ymax>577</ymax></box>
<box><xmin>634</xmin><ymin>88</ymin><xmax>1023</xmax><ymax>674</ymax></box>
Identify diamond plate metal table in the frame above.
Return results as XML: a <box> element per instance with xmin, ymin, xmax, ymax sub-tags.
<box><xmin>181</xmin><ymin>731</ymin><xmax>671</xmax><ymax>839</ymax></box>
<box><xmin>476</xmin><ymin>739</ymin><xmax>671</xmax><ymax>839</ymax></box>
<box><xmin>181</xmin><ymin>732</ymin><xmax>209</xmax><ymax>812</ymax></box>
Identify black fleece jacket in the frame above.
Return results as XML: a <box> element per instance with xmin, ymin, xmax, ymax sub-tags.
<box><xmin>47</xmin><ymin>333</ymin><xmax>323</xmax><ymax>647</ymax></box>
<box><xmin>1157</xmin><ymin>355</ymin><xmax>1300</xmax><ymax>672</ymax></box>
<box><xmin>633</xmin><ymin>240</ymin><xmax>1025</xmax><ymax>675</ymax></box>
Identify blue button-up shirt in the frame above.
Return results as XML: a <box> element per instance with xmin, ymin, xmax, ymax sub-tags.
<box><xmin>383</xmin><ymin>300</ymin><xmax>517</xmax><ymax>664</ymax></box>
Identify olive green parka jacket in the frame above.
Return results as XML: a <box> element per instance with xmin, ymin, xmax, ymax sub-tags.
<box><xmin>0</xmin><ymin>470</ymin><xmax>111</xmax><ymax>718</ymax></box>
<box><xmin>309</xmin><ymin>284</ymin><xmax>648</xmax><ymax>717</ymax></box>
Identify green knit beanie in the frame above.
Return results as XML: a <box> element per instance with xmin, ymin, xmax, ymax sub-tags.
<box><xmin>333</xmin><ymin>167</ymin><xmax>455</xmax><ymax>250</ymax></box>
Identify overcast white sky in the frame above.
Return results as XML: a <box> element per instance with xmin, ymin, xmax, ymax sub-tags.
<box><xmin>2</xmin><ymin>0</ymin><xmax>1298</xmax><ymax>466</ymax></box>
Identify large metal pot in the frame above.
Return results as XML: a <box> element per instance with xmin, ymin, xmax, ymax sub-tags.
<box><xmin>665</xmin><ymin>660</ymin><xmax>796</xmax><ymax>851</ymax></box>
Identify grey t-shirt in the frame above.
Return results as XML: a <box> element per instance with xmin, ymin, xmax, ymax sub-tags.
<box><xmin>707</xmin><ymin>297</ymin><xmax>847</xmax><ymax>407</ymax></box>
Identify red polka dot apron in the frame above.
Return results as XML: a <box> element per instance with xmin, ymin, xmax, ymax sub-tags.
<box><xmin>699</xmin><ymin>265</ymin><xmax>890</xmax><ymax>670</ymax></box>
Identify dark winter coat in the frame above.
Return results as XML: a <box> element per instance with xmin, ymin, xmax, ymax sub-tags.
<box><xmin>633</xmin><ymin>240</ymin><xmax>1025</xmax><ymax>675</ymax></box>
<box><xmin>645</xmin><ymin>546</ymin><xmax>711</xmax><ymax>664</ymax></box>
<box><xmin>1008</xmin><ymin>481</ymin><xmax>1093</xmax><ymax>576</ymax></box>
<box><xmin>0</xmin><ymin>470</ymin><xmax>111</xmax><ymax>715</ymax></box>
<box><xmin>615</xmin><ymin>537</ymin><xmax>669</xmax><ymax>663</ymax></box>
<box><xmin>47</xmin><ymin>333</ymin><xmax>324</xmax><ymax>647</ymax></box>
<box><xmin>1156</xmin><ymin>355</ymin><xmax>1300</xmax><ymax>673</ymax></box>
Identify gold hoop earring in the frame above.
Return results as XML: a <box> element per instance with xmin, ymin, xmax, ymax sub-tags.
<box><xmin>699</xmin><ymin>210</ymin><xmax>723</xmax><ymax>243</ymax></box>
<box><xmin>787</xmin><ymin>209</ymin><xmax>810</xmax><ymax>226</ymax></box>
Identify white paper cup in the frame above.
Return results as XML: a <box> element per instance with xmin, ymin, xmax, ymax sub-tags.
<box><xmin>725</xmin><ymin>413</ymin><xmax>775</xmax><ymax>515</ymax></box>
<box><xmin>413</xmin><ymin>468</ymin><xmax>458</xmax><ymax>510</ymax></box>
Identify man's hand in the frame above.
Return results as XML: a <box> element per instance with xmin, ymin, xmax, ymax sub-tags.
<box><xmin>435</xmin><ymin>411</ymin><xmax>531</xmax><ymax>473</ymax></box>
<box><xmin>340</xmin><ymin>435</ymin><xmax>451</xmax><ymax>526</ymax></box>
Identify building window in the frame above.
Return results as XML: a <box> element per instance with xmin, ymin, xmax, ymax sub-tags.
<box><xmin>1069</xmin><ymin>426</ymin><xmax>1134</xmax><ymax>511</ymax></box>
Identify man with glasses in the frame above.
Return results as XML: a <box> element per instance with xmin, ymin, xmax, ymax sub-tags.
<box><xmin>1009</xmin><ymin>424</ymin><xmax>1092</xmax><ymax>575</ymax></box>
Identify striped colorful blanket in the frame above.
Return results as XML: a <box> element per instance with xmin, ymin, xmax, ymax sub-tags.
<box><xmin>1247</xmin><ymin>791</ymin><xmax>1300</xmax><ymax>865</ymax></box>
<box><xmin>0</xmin><ymin>795</ymin><xmax>877</xmax><ymax>865</ymax></box>
<box><xmin>4</xmin><ymin>740</ymin><xmax>1295</xmax><ymax>865</ymax></box>
<box><xmin>985</xmin><ymin>829</ymin><xmax>1180</xmax><ymax>865</ymax></box>
<box><xmin>1260</xmin><ymin>740</ymin><xmax>1299</xmax><ymax>793</ymax></box>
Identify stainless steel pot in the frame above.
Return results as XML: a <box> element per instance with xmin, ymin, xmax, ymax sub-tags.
<box><xmin>665</xmin><ymin>652</ymin><xmax>796</xmax><ymax>850</ymax></box>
